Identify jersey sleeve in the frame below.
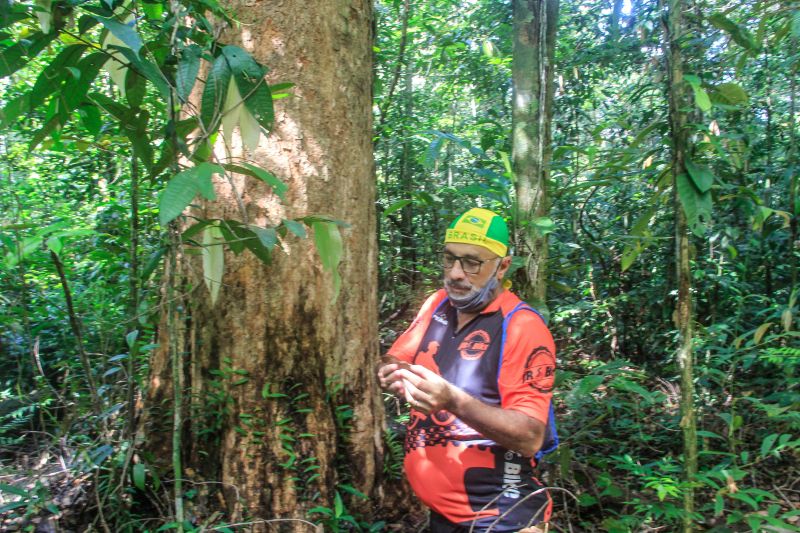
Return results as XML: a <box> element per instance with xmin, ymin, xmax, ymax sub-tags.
<box><xmin>385</xmin><ymin>290</ymin><xmax>447</xmax><ymax>363</ymax></box>
<box><xmin>497</xmin><ymin>311</ymin><xmax>556</xmax><ymax>425</ymax></box>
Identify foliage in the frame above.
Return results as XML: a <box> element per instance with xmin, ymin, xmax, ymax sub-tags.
<box><xmin>1</xmin><ymin>0</ymin><xmax>799</xmax><ymax>530</ymax></box>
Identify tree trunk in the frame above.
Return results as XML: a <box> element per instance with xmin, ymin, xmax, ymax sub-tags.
<box><xmin>142</xmin><ymin>1</ymin><xmax>381</xmax><ymax>528</ymax></box>
<box><xmin>663</xmin><ymin>0</ymin><xmax>697</xmax><ymax>530</ymax></box>
<box><xmin>399</xmin><ymin>42</ymin><xmax>417</xmax><ymax>288</ymax></box>
<box><xmin>512</xmin><ymin>0</ymin><xmax>559</xmax><ymax>312</ymax></box>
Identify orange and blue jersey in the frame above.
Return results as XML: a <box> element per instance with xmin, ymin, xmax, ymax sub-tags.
<box><xmin>387</xmin><ymin>289</ymin><xmax>557</xmax><ymax>532</ymax></box>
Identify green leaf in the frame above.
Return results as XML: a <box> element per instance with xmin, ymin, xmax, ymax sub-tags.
<box><xmin>793</xmin><ymin>11</ymin><xmax>800</xmax><ymax>39</ymax></box>
<box><xmin>222</xmin><ymin>46</ymin><xmax>274</xmax><ymax>132</ymax></box>
<box><xmin>201</xmin><ymin>53</ymin><xmax>232</xmax><ymax>133</ymax></box>
<box><xmin>620</xmin><ymin>241</ymin><xmax>644</xmax><ymax>272</ymax></box>
<box><xmin>125</xmin><ymin>68</ymin><xmax>146</xmax><ymax>108</ymax></box>
<box><xmin>63</xmin><ymin>53</ymin><xmax>107</xmax><ymax>111</ymax></box>
<box><xmin>177</xmin><ymin>44</ymin><xmax>202</xmax><ymax>103</ymax></box>
<box><xmin>29</xmin><ymin>44</ymin><xmax>87</xmax><ymax>111</ymax></box>
<box><xmin>222</xmin><ymin>163</ymin><xmax>287</xmax><ymax>199</ymax></box>
<box><xmin>676</xmin><ymin>172</ymin><xmax>712</xmax><ymax>236</ymax></box>
<box><xmin>697</xmin><ymin>430</ymin><xmax>725</xmax><ymax>440</ymax></box>
<box><xmin>709</xmin><ymin>13</ymin><xmax>757</xmax><ymax>51</ymax></box>
<box><xmin>685</xmin><ymin>158</ymin><xmax>714</xmax><ymax>193</ymax></box>
<box><xmin>88</xmin><ymin>92</ymin><xmax>136</xmax><ymax>124</ymax></box>
<box><xmin>158</xmin><ymin>163</ymin><xmax>221</xmax><ymax>226</ymax></box>
<box><xmin>713</xmin><ymin>83</ymin><xmax>748</xmax><ymax>106</ymax></box>
<box><xmin>1</xmin><ymin>93</ymin><xmax>30</xmax><ymax>128</ymax></box>
<box><xmin>0</xmin><ymin>31</ymin><xmax>57</xmax><ymax>79</ymax></box>
<box><xmin>132</xmin><ymin>463</ymin><xmax>146</xmax><ymax>490</ymax></box>
<box><xmin>113</xmin><ymin>46</ymin><xmax>170</xmax><ymax>100</ymax></box>
<box><xmin>312</xmin><ymin>220</ymin><xmax>343</xmax><ymax>301</ymax></box>
<box><xmin>383</xmin><ymin>199</ymin><xmax>412</xmax><ymax>216</ymax></box>
<box><xmin>96</xmin><ymin>17</ymin><xmax>143</xmax><ymax>57</ymax></box>
<box><xmin>760</xmin><ymin>433</ymin><xmax>778</xmax><ymax>457</ymax></box>
<box><xmin>282</xmin><ymin>219</ymin><xmax>307</xmax><ymax>238</ymax></box>
<box><xmin>142</xmin><ymin>2</ymin><xmax>164</xmax><ymax>20</ymax></box>
<box><xmin>195</xmin><ymin>163</ymin><xmax>223</xmax><ymax>200</ymax></box>
<box><xmin>0</xmin><ymin>483</ymin><xmax>29</xmax><ymax>497</ymax></box>
<box><xmin>690</xmin><ymin>84</ymin><xmax>712</xmax><ymax>112</ymax></box>
<box><xmin>576</xmin><ymin>375</ymin><xmax>604</xmax><ymax>395</ymax></box>
<box><xmin>532</xmin><ymin>216</ymin><xmax>555</xmax><ymax>236</ymax></box>
<box><xmin>334</xmin><ymin>491</ymin><xmax>344</xmax><ymax>517</ymax></box>
<box><xmin>250</xmin><ymin>226</ymin><xmax>277</xmax><ymax>249</ymax></box>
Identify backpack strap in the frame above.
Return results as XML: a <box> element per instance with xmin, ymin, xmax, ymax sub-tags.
<box><xmin>499</xmin><ymin>302</ymin><xmax>559</xmax><ymax>461</ymax></box>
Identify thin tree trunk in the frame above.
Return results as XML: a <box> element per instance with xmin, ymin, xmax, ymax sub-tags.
<box><xmin>50</xmin><ymin>250</ymin><xmax>101</xmax><ymax>416</ymax></box>
<box><xmin>376</xmin><ymin>0</ymin><xmax>410</xmax><ymax>135</ymax></box>
<box><xmin>789</xmin><ymin>50</ymin><xmax>797</xmax><ymax>288</ymax></box>
<box><xmin>663</xmin><ymin>0</ymin><xmax>697</xmax><ymax>530</ymax></box>
<box><xmin>512</xmin><ymin>0</ymin><xmax>559</xmax><ymax>311</ymax></box>
<box><xmin>399</xmin><ymin>51</ymin><xmax>416</xmax><ymax>288</ymax></box>
<box><xmin>126</xmin><ymin>156</ymin><xmax>139</xmax><ymax>440</ymax></box>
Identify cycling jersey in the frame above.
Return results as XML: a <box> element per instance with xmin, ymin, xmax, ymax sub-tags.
<box><xmin>387</xmin><ymin>289</ymin><xmax>556</xmax><ymax>532</ymax></box>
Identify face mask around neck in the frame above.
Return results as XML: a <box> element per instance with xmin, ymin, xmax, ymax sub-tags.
<box><xmin>449</xmin><ymin>266</ymin><xmax>500</xmax><ymax>313</ymax></box>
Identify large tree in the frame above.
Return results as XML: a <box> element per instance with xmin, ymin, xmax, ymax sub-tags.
<box><xmin>142</xmin><ymin>0</ymin><xmax>381</xmax><ymax>527</ymax></box>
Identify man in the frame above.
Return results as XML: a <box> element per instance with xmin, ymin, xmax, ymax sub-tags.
<box><xmin>378</xmin><ymin>207</ymin><xmax>557</xmax><ymax>533</ymax></box>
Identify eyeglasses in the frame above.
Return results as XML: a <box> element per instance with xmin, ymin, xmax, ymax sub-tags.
<box><xmin>440</xmin><ymin>251</ymin><xmax>497</xmax><ymax>275</ymax></box>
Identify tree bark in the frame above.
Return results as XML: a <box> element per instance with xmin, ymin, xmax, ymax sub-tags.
<box><xmin>142</xmin><ymin>1</ymin><xmax>381</xmax><ymax>528</ymax></box>
<box><xmin>663</xmin><ymin>0</ymin><xmax>697</xmax><ymax>530</ymax></box>
<box><xmin>512</xmin><ymin>0</ymin><xmax>559</xmax><ymax>312</ymax></box>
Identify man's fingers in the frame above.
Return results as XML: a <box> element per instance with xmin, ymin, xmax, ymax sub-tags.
<box><xmin>395</xmin><ymin>368</ymin><xmax>426</xmax><ymax>390</ymax></box>
<box><xmin>407</xmin><ymin>364</ymin><xmax>437</xmax><ymax>380</ymax></box>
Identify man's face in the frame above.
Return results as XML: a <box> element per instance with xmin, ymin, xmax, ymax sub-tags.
<box><xmin>442</xmin><ymin>243</ymin><xmax>509</xmax><ymax>302</ymax></box>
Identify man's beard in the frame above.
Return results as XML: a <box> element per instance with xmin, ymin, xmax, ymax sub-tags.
<box><xmin>445</xmin><ymin>279</ymin><xmax>479</xmax><ymax>303</ymax></box>
<box><xmin>444</xmin><ymin>276</ymin><xmax>500</xmax><ymax>313</ymax></box>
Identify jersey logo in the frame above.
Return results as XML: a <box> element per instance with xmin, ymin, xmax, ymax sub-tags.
<box><xmin>458</xmin><ymin>330</ymin><xmax>491</xmax><ymax>360</ymax></box>
<box><xmin>523</xmin><ymin>346</ymin><xmax>555</xmax><ymax>392</ymax></box>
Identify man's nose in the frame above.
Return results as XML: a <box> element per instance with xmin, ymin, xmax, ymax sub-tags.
<box><xmin>447</xmin><ymin>259</ymin><xmax>467</xmax><ymax>279</ymax></box>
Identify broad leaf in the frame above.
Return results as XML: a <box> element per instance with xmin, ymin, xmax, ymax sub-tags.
<box><xmin>96</xmin><ymin>17</ymin><xmax>143</xmax><ymax>57</ymax></box>
<box><xmin>201</xmin><ymin>53</ymin><xmax>232</xmax><ymax>133</ymax></box>
<box><xmin>202</xmin><ymin>224</ymin><xmax>225</xmax><ymax>306</ymax></box>
<box><xmin>0</xmin><ymin>31</ymin><xmax>57</xmax><ymax>79</ymax></box>
<box><xmin>63</xmin><ymin>53</ymin><xmax>107</xmax><ymax>111</ymax></box>
<box><xmin>691</xmin><ymin>85</ymin><xmax>711</xmax><ymax>112</ymax></box>
<box><xmin>383</xmin><ymin>199</ymin><xmax>412</xmax><ymax>216</ymax></box>
<box><xmin>158</xmin><ymin>164</ymin><xmax>222</xmax><ymax>226</ymax></box>
<box><xmin>159</xmin><ymin>171</ymin><xmax>199</xmax><ymax>226</ymax></box>
<box><xmin>223</xmin><ymin>46</ymin><xmax>274</xmax><ymax>132</ymax></box>
<box><xmin>221</xmin><ymin>77</ymin><xmax>243</xmax><ymax>149</ymax></box>
<box><xmin>676</xmin><ymin>172</ymin><xmax>712</xmax><ymax>236</ymax></box>
<box><xmin>113</xmin><ymin>47</ymin><xmax>170</xmax><ymax>100</ymax></box>
<box><xmin>132</xmin><ymin>463</ymin><xmax>146</xmax><ymax>491</ymax></box>
<box><xmin>312</xmin><ymin>220</ymin><xmax>343</xmax><ymax>301</ymax></box>
<box><xmin>29</xmin><ymin>44</ymin><xmax>87</xmax><ymax>111</ymax></box>
<box><xmin>282</xmin><ymin>219</ymin><xmax>307</xmax><ymax>238</ymax></box>
<box><xmin>713</xmin><ymin>83</ymin><xmax>748</xmax><ymax>106</ymax></box>
<box><xmin>709</xmin><ymin>13</ymin><xmax>757</xmax><ymax>51</ymax></box>
<box><xmin>222</xmin><ymin>163</ymin><xmax>287</xmax><ymax>199</ymax></box>
<box><xmin>685</xmin><ymin>158</ymin><xmax>714</xmax><ymax>193</ymax></box>
<box><xmin>195</xmin><ymin>163</ymin><xmax>221</xmax><ymax>200</ymax></box>
<box><xmin>176</xmin><ymin>44</ymin><xmax>202</xmax><ymax>102</ymax></box>
<box><xmin>249</xmin><ymin>226</ymin><xmax>277</xmax><ymax>249</ymax></box>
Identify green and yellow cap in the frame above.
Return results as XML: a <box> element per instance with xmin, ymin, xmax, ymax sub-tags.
<box><xmin>445</xmin><ymin>208</ymin><xmax>509</xmax><ymax>257</ymax></box>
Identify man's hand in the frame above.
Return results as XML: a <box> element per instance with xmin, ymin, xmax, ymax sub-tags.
<box><xmin>395</xmin><ymin>364</ymin><xmax>457</xmax><ymax>414</ymax></box>
<box><xmin>377</xmin><ymin>359</ymin><xmax>408</xmax><ymax>396</ymax></box>
<box><xmin>395</xmin><ymin>364</ymin><xmax>546</xmax><ymax>457</ymax></box>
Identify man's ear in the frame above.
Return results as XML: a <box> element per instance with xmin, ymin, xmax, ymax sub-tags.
<box><xmin>497</xmin><ymin>255</ymin><xmax>512</xmax><ymax>279</ymax></box>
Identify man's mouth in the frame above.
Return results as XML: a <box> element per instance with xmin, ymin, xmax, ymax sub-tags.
<box><xmin>446</xmin><ymin>282</ymin><xmax>472</xmax><ymax>293</ymax></box>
